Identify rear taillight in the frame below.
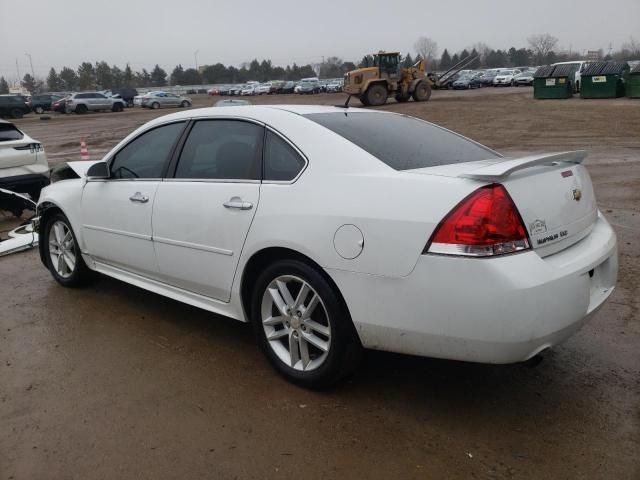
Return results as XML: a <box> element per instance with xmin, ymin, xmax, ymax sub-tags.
<box><xmin>425</xmin><ymin>184</ymin><xmax>530</xmax><ymax>257</ymax></box>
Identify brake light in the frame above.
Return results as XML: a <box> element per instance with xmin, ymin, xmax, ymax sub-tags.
<box><xmin>425</xmin><ymin>184</ymin><xmax>530</xmax><ymax>257</ymax></box>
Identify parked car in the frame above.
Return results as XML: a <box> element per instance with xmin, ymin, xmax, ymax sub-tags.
<box><xmin>452</xmin><ymin>73</ymin><xmax>483</xmax><ymax>89</ymax></box>
<box><xmin>229</xmin><ymin>85</ymin><xmax>244</xmax><ymax>96</ymax></box>
<box><xmin>297</xmin><ymin>81</ymin><xmax>321</xmax><ymax>94</ymax></box>
<box><xmin>35</xmin><ymin>105</ymin><xmax>618</xmax><ymax>388</ymax></box>
<box><xmin>514</xmin><ymin>71</ymin><xmax>535</xmax><ymax>87</ymax></box>
<box><xmin>326</xmin><ymin>81</ymin><xmax>343</xmax><ymax>93</ymax></box>
<box><xmin>107</xmin><ymin>88</ymin><xmax>138</xmax><ymax>106</ymax></box>
<box><xmin>51</xmin><ymin>95</ymin><xmax>69</xmax><ymax>113</ymax></box>
<box><xmin>480</xmin><ymin>70</ymin><xmax>499</xmax><ymax>86</ymax></box>
<box><xmin>66</xmin><ymin>92</ymin><xmax>126</xmax><ymax>113</ymax></box>
<box><xmin>0</xmin><ymin>119</ymin><xmax>49</xmax><ymax>201</ymax></box>
<box><xmin>551</xmin><ymin>61</ymin><xmax>591</xmax><ymax>92</ymax></box>
<box><xmin>140</xmin><ymin>92</ymin><xmax>192</xmax><ymax>109</ymax></box>
<box><xmin>493</xmin><ymin>70</ymin><xmax>518</xmax><ymax>86</ymax></box>
<box><xmin>280</xmin><ymin>81</ymin><xmax>296</xmax><ymax>94</ymax></box>
<box><xmin>241</xmin><ymin>85</ymin><xmax>256</xmax><ymax>96</ymax></box>
<box><xmin>214</xmin><ymin>99</ymin><xmax>251</xmax><ymax>107</ymax></box>
<box><xmin>27</xmin><ymin>94</ymin><xmax>65</xmax><ymax>114</ymax></box>
<box><xmin>0</xmin><ymin>95</ymin><xmax>31</xmax><ymax>118</ymax></box>
<box><xmin>254</xmin><ymin>83</ymin><xmax>272</xmax><ymax>95</ymax></box>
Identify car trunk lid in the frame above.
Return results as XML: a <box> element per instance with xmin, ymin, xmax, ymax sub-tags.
<box><xmin>408</xmin><ymin>151</ymin><xmax>598</xmax><ymax>257</ymax></box>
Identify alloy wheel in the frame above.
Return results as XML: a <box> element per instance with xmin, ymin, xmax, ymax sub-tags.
<box><xmin>48</xmin><ymin>220</ymin><xmax>76</xmax><ymax>278</ymax></box>
<box><xmin>261</xmin><ymin>275</ymin><xmax>331</xmax><ymax>372</ymax></box>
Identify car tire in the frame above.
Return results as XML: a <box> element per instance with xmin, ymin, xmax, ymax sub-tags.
<box><xmin>250</xmin><ymin>259</ymin><xmax>362</xmax><ymax>389</ymax></box>
<box><xmin>43</xmin><ymin>213</ymin><xmax>93</xmax><ymax>288</ymax></box>
<box><xmin>34</xmin><ymin>106</ymin><xmax>44</xmax><ymax>114</ymax></box>
<box><xmin>75</xmin><ymin>104</ymin><xmax>88</xmax><ymax>114</ymax></box>
<box><xmin>10</xmin><ymin>108</ymin><xmax>24</xmax><ymax>119</ymax></box>
<box><xmin>412</xmin><ymin>81</ymin><xmax>432</xmax><ymax>102</ymax></box>
<box><xmin>151</xmin><ymin>102</ymin><xmax>160</xmax><ymax>109</ymax></box>
<box><xmin>112</xmin><ymin>103</ymin><xmax>123</xmax><ymax>112</ymax></box>
<box><xmin>180</xmin><ymin>101</ymin><xmax>190</xmax><ymax>108</ymax></box>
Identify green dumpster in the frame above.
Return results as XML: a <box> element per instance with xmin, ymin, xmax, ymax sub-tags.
<box><xmin>580</xmin><ymin>62</ymin><xmax>629</xmax><ymax>98</ymax></box>
<box><xmin>534</xmin><ymin>65</ymin><xmax>573</xmax><ymax>99</ymax></box>
<box><xmin>627</xmin><ymin>63</ymin><xmax>640</xmax><ymax>98</ymax></box>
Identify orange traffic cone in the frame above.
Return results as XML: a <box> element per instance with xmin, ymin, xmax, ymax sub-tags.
<box><xmin>80</xmin><ymin>138</ymin><xmax>90</xmax><ymax>161</ymax></box>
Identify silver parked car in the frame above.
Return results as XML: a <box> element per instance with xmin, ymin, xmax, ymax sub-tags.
<box><xmin>140</xmin><ymin>92</ymin><xmax>192</xmax><ymax>109</ymax></box>
<box><xmin>65</xmin><ymin>92</ymin><xmax>125</xmax><ymax>113</ymax></box>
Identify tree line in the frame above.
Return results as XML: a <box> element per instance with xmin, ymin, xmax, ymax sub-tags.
<box><xmin>0</xmin><ymin>58</ymin><xmax>335</xmax><ymax>95</ymax></box>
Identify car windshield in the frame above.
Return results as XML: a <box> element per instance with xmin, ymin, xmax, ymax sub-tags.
<box><xmin>0</xmin><ymin>123</ymin><xmax>24</xmax><ymax>141</ymax></box>
<box><xmin>303</xmin><ymin>112</ymin><xmax>498</xmax><ymax>170</ymax></box>
<box><xmin>500</xmin><ymin>70</ymin><xmax>514</xmax><ymax>75</ymax></box>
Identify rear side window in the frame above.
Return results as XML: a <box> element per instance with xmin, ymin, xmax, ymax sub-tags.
<box><xmin>110</xmin><ymin>122</ymin><xmax>185</xmax><ymax>179</ymax></box>
<box><xmin>304</xmin><ymin>112</ymin><xmax>497</xmax><ymax>170</ymax></box>
<box><xmin>175</xmin><ymin>120</ymin><xmax>262</xmax><ymax>180</ymax></box>
<box><xmin>0</xmin><ymin>123</ymin><xmax>24</xmax><ymax>141</ymax></box>
<box><xmin>263</xmin><ymin>131</ymin><xmax>305</xmax><ymax>181</ymax></box>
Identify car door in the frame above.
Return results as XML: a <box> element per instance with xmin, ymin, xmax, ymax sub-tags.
<box><xmin>152</xmin><ymin>119</ymin><xmax>263</xmax><ymax>301</ymax></box>
<box><xmin>94</xmin><ymin>93</ymin><xmax>110</xmax><ymax>110</ymax></box>
<box><xmin>81</xmin><ymin>121</ymin><xmax>187</xmax><ymax>279</ymax></box>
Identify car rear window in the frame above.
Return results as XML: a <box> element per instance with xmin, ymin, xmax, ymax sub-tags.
<box><xmin>0</xmin><ymin>123</ymin><xmax>24</xmax><ymax>141</ymax></box>
<box><xmin>303</xmin><ymin>112</ymin><xmax>498</xmax><ymax>170</ymax></box>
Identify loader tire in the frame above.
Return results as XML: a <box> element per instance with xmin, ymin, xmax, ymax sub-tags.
<box><xmin>364</xmin><ymin>84</ymin><xmax>388</xmax><ymax>106</ymax></box>
<box><xmin>412</xmin><ymin>81</ymin><xmax>431</xmax><ymax>102</ymax></box>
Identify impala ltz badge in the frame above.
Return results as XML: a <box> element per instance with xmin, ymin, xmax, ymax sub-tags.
<box><xmin>529</xmin><ymin>219</ymin><xmax>547</xmax><ymax>235</ymax></box>
<box><xmin>572</xmin><ymin>188</ymin><xmax>582</xmax><ymax>201</ymax></box>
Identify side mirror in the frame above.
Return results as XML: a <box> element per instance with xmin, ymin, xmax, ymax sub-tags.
<box><xmin>87</xmin><ymin>161</ymin><xmax>109</xmax><ymax>180</ymax></box>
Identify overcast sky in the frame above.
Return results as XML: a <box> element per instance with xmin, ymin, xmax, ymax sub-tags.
<box><xmin>1</xmin><ymin>0</ymin><xmax>639</xmax><ymax>80</ymax></box>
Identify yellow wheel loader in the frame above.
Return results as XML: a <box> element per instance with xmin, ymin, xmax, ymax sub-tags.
<box><xmin>343</xmin><ymin>51</ymin><xmax>478</xmax><ymax>106</ymax></box>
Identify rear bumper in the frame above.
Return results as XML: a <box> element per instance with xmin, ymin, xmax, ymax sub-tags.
<box><xmin>328</xmin><ymin>212</ymin><xmax>617</xmax><ymax>364</ymax></box>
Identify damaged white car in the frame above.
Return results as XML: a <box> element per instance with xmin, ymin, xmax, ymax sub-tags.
<box><xmin>35</xmin><ymin>105</ymin><xmax>617</xmax><ymax>388</ymax></box>
<box><xmin>0</xmin><ymin>189</ymin><xmax>38</xmax><ymax>256</ymax></box>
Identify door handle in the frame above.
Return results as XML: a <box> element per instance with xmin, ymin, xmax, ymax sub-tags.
<box><xmin>223</xmin><ymin>197</ymin><xmax>253</xmax><ymax>210</ymax></box>
<box><xmin>129</xmin><ymin>192</ymin><xmax>149</xmax><ymax>203</ymax></box>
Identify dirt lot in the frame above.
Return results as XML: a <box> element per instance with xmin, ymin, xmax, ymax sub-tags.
<box><xmin>1</xmin><ymin>89</ymin><xmax>639</xmax><ymax>479</ymax></box>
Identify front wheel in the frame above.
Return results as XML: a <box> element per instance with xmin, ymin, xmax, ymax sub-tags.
<box><xmin>251</xmin><ymin>259</ymin><xmax>362</xmax><ymax>389</ymax></box>
<box><xmin>412</xmin><ymin>81</ymin><xmax>432</xmax><ymax>102</ymax></box>
<box><xmin>112</xmin><ymin>103</ymin><xmax>123</xmax><ymax>112</ymax></box>
<box><xmin>151</xmin><ymin>102</ymin><xmax>160</xmax><ymax>109</ymax></box>
<box><xmin>364</xmin><ymin>84</ymin><xmax>388</xmax><ymax>106</ymax></box>
<box><xmin>44</xmin><ymin>213</ymin><xmax>92</xmax><ymax>287</ymax></box>
<box><xmin>180</xmin><ymin>100</ymin><xmax>190</xmax><ymax>108</ymax></box>
<box><xmin>34</xmin><ymin>106</ymin><xmax>44</xmax><ymax>114</ymax></box>
<box><xmin>10</xmin><ymin>108</ymin><xmax>23</xmax><ymax>119</ymax></box>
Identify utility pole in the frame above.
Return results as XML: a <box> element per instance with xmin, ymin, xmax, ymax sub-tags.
<box><xmin>15</xmin><ymin>58</ymin><xmax>21</xmax><ymax>86</ymax></box>
<box><xmin>25</xmin><ymin>53</ymin><xmax>35</xmax><ymax>78</ymax></box>
<box><xmin>194</xmin><ymin>50</ymin><xmax>199</xmax><ymax>71</ymax></box>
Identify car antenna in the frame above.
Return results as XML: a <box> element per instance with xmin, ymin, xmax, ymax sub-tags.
<box><xmin>335</xmin><ymin>94</ymin><xmax>351</xmax><ymax>109</ymax></box>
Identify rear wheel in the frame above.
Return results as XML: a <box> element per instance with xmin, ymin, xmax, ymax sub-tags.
<box><xmin>10</xmin><ymin>108</ymin><xmax>23</xmax><ymax>119</ymax></box>
<box><xmin>44</xmin><ymin>213</ymin><xmax>92</xmax><ymax>287</ymax></box>
<box><xmin>251</xmin><ymin>259</ymin><xmax>362</xmax><ymax>389</ymax></box>
<box><xmin>34</xmin><ymin>106</ymin><xmax>44</xmax><ymax>114</ymax></box>
<box><xmin>112</xmin><ymin>103</ymin><xmax>123</xmax><ymax>112</ymax></box>
<box><xmin>412</xmin><ymin>81</ymin><xmax>432</xmax><ymax>102</ymax></box>
<box><xmin>75</xmin><ymin>104</ymin><xmax>88</xmax><ymax>114</ymax></box>
<box><xmin>364</xmin><ymin>84</ymin><xmax>388</xmax><ymax>106</ymax></box>
<box><xmin>151</xmin><ymin>102</ymin><xmax>160</xmax><ymax>109</ymax></box>
<box><xmin>180</xmin><ymin>100</ymin><xmax>190</xmax><ymax>108</ymax></box>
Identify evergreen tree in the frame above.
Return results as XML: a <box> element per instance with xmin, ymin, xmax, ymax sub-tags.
<box><xmin>59</xmin><ymin>67</ymin><xmax>78</xmax><ymax>90</ymax></box>
<box><xmin>460</xmin><ymin>49</ymin><xmax>470</xmax><ymax>61</ymax></box>
<box><xmin>150</xmin><ymin>64</ymin><xmax>167</xmax><ymax>87</ymax></box>
<box><xmin>124</xmin><ymin>64</ymin><xmax>134</xmax><ymax>86</ymax></box>
<box><xmin>170</xmin><ymin>64</ymin><xmax>185</xmax><ymax>85</ymax></box>
<box><xmin>402</xmin><ymin>53</ymin><xmax>414</xmax><ymax>68</ymax></box>
<box><xmin>469</xmin><ymin>49</ymin><xmax>481</xmax><ymax>69</ymax></box>
<box><xmin>95</xmin><ymin>61</ymin><xmax>114</xmax><ymax>89</ymax></box>
<box><xmin>21</xmin><ymin>73</ymin><xmax>37</xmax><ymax>94</ymax></box>
<box><xmin>0</xmin><ymin>76</ymin><xmax>9</xmax><ymax>94</ymax></box>
<box><xmin>77</xmin><ymin>62</ymin><xmax>96</xmax><ymax>90</ymax></box>
<box><xmin>182</xmin><ymin>68</ymin><xmax>202</xmax><ymax>85</ymax></box>
<box><xmin>439</xmin><ymin>49</ymin><xmax>451</xmax><ymax>70</ymax></box>
<box><xmin>451</xmin><ymin>53</ymin><xmax>460</xmax><ymax>66</ymax></box>
<box><xmin>47</xmin><ymin>68</ymin><xmax>62</xmax><ymax>91</ymax></box>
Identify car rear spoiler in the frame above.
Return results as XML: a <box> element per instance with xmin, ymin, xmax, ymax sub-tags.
<box><xmin>458</xmin><ymin>150</ymin><xmax>587</xmax><ymax>182</ymax></box>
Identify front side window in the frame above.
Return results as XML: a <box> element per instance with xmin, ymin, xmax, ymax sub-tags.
<box><xmin>110</xmin><ymin>122</ymin><xmax>186</xmax><ymax>179</ymax></box>
<box><xmin>175</xmin><ymin>120</ymin><xmax>262</xmax><ymax>180</ymax></box>
<box><xmin>263</xmin><ymin>131</ymin><xmax>305</xmax><ymax>181</ymax></box>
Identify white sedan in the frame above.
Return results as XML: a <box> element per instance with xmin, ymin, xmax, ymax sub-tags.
<box><xmin>36</xmin><ymin>105</ymin><xmax>618</xmax><ymax>388</ymax></box>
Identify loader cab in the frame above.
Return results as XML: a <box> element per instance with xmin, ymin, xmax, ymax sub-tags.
<box><xmin>374</xmin><ymin>52</ymin><xmax>401</xmax><ymax>78</ymax></box>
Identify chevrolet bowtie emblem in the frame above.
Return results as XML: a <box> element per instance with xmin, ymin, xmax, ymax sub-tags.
<box><xmin>572</xmin><ymin>188</ymin><xmax>582</xmax><ymax>201</ymax></box>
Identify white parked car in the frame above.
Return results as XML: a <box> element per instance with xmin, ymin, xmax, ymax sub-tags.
<box><xmin>35</xmin><ymin>105</ymin><xmax>618</xmax><ymax>388</ymax></box>
<box><xmin>254</xmin><ymin>83</ymin><xmax>272</xmax><ymax>95</ymax></box>
<box><xmin>0</xmin><ymin>119</ymin><xmax>49</xmax><ymax>202</ymax></box>
<box><xmin>240</xmin><ymin>85</ymin><xmax>256</xmax><ymax>96</ymax></box>
<box><xmin>493</xmin><ymin>70</ymin><xmax>518</xmax><ymax>86</ymax></box>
